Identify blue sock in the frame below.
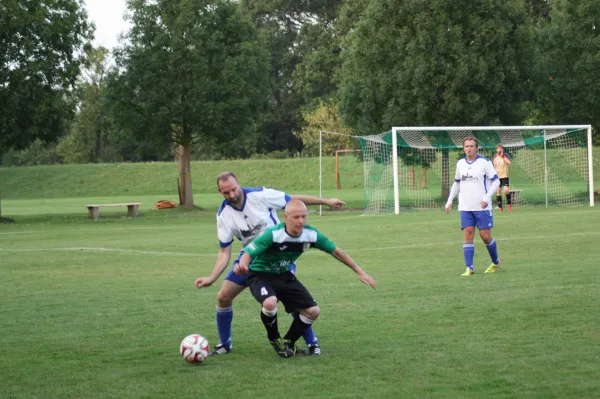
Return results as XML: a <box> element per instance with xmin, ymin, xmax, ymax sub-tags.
<box><xmin>463</xmin><ymin>243</ymin><xmax>475</xmax><ymax>270</ymax></box>
<box><xmin>486</xmin><ymin>238</ymin><xmax>499</xmax><ymax>265</ymax></box>
<box><xmin>216</xmin><ymin>306</ymin><xmax>233</xmax><ymax>347</ymax></box>
<box><xmin>292</xmin><ymin>312</ymin><xmax>318</xmax><ymax>345</ymax></box>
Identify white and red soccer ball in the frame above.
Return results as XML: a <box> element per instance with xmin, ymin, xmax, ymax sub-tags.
<box><xmin>180</xmin><ymin>334</ymin><xmax>210</xmax><ymax>363</ymax></box>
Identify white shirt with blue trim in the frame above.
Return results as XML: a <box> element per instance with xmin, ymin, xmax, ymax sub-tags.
<box><xmin>453</xmin><ymin>156</ymin><xmax>499</xmax><ymax>211</ymax></box>
<box><xmin>216</xmin><ymin>187</ymin><xmax>291</xmax><ymax>248</ymax></box>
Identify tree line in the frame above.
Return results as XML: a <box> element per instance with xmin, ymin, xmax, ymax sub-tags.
<box><xmin>1</xmin><ymin>0</ymin><xmax>599</xmax><ymax>206</ymax></box>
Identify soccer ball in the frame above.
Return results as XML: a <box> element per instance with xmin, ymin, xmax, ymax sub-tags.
<box><xmin>180</xmin><ymin>334</ymin><xmax>210</xmax><ymax>363</ymax></box>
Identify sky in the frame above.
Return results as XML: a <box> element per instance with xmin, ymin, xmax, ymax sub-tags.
<box><xmin>85</xmin><ymin>0</ymin><xmax>131</xmax><ymax>49</ymax></box>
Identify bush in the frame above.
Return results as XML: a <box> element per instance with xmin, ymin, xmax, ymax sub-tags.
<box><xmin>249</xmin><ymin>150</ymin><xmax>294</xmax><ymax>160</ymax></box>
<box><xmin>1</xmin><ymin>140</ymin><xmax>63</xmax><ymax>166</ymax></box>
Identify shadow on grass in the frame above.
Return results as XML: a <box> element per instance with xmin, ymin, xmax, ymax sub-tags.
<box><xmin>1</xmin><ymin>216</ymin><xmax>15</xmax><ymax>224</ymax></box>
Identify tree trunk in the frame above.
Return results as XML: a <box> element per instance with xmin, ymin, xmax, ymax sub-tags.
<box><xmin>421</xmin><ymin>167</ymin><xmax>427</xmax><ymax>189</ymax></box>
<box><xmin>441</xmin><ymin>149</ymin><xmax>450</xmax><ymax>199</ymax></box>
<box><xmin>94</xmin><ymin>126</ymin><xmax>101</xmax><ymax>163</ymax></box>
<box><xmin>410</xmin><ymin>165</ymin><xmax>415</xmax><ymax>190</ymax></box>
<box><xmin>178</xmin><ymin>140</ymin><xmax>194</xmax><ymax>209</ymax></box>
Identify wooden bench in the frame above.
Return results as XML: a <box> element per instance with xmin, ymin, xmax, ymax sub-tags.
<box><xmin>84</xmin><ymin>203</ymin><xmax>142</xmax><ymax>220</ymax></box>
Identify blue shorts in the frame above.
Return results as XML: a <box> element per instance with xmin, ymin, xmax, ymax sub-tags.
<box><xmin>225</xmin><ymin>250</ymin><xmax>297</xmax><ymax>286</ymax></box>
<box><xmin>460</xmin><ymin>210</ymin><xmax>494</xmax><ymax>230</ymax></box>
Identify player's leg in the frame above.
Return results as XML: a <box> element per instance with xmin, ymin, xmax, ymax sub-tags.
<box><xmin>285</xmin><ymin>306</ymin><xmax>320</xmax><ymax>350</ymax></box>
<box><xmin>460</xmin><ymin>211</ymin><xmax>476</xmax><ymax>276</ymax></box>
<box><xmin>496</xmin><ymin>185</ymin><xmax>503</xmax><ymax>211</ymax></box>
<box><xmin>211</xmin><ymin>277</ymin><xmax>246</xmax><ymax>355</ymax></box>
<box><xmin>278</xmin><ymin>273</ymin><xmax>320</xmax><ymax>350</ymax></box>
<box><xmin>476</xmin><ymin>212</ymin><xmax>501</xmax><ymax>273</ymax></box>
<box><xmin>247</xmin><ymin>272</ymin><xmax>291</xmax><ymax>358</ymax></box>
<box><xmin>504</xmin><ymin>180</ymin><xmax>512</xmax><ymax>211</ymax></box>
<box><xmin>289</xmin><ymin>263</ymin><xmax>319</xmax><ymax>350</ymax></box>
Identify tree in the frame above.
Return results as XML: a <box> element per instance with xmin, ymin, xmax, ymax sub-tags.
<box><xmin>296</xmin><ymin>99</ymin><xmax>356</xmax><ymax>157</ymax></box>
<box><xmin>338</xmin><ymin>0</ymin><xmax>534</xmax><ymax>197</ymax></box>
<box><xmin>0</xmin><ymin>0</ymin><xmax>93</xmax><ymax>151</ymax></box>
<box><xmin>109</xmin><ymin>0</ymin><xmax>269</xmax><ymax>208</ymax></box>
<box><xmin>533</xmin><ymin>0</ymin><xmax>600</xmax><ymax>145</ymax></box>
<box><xmin>242</xmin><ymin>0</ymin><xmax>351</xmax><ymax>155</ymax></box>
<box><xmin>291</xmin><ymin>1</ymin><xmax>347</xmax><ymax>107</ymax></box>
<box><xmin>57</xmin><ymin>47</ymin><xmax>115</xmax><ymax>163</ymax></box>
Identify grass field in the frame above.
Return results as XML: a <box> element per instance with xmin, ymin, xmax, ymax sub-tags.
<box><xmin>2</xmin><ymin>148</ymin><xmax>598</xmax><ymax>210</ymax></box>
<box><xmin>2</xmin><ymin>199</ymin><xmax>600</xmax><ymax>398</ymax></box>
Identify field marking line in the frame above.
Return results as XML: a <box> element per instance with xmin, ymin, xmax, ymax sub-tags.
<box><xmin>1</xmin><ymin>208</ymin><xmax>597</xmax><ymax>235</ymax></box>
<box><xmin>1</xmin><ymin>231</ymin><xmax>598</xmax><ymax>257</ymax></box>
<box><xmin>0</xmin><ymin>247</ymin><xmax>214</xmax><ymax>257</ymax></box>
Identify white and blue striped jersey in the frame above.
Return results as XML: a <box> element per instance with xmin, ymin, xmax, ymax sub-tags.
<box><xmin>216</xmin><ymin>187</ymin><xmax>291</xmax><ymax>248</ymax></box>
<box><xmin>453</xmin><ymin>156</ymin><xmax>499</xmax><ymax>211</ymax></box>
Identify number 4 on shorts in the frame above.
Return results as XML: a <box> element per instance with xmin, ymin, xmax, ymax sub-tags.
<box><xmin>260</xmin><ymin>287</ymin><xmax>268</xmax><ymax>296</ymax></box>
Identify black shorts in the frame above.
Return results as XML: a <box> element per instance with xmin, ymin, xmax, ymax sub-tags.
<box><xmin>499</xmin><ymin>178</ymin><xmax>510</xmax><ymax>187</ymax></box>
<box><xmin>247</xmin><ymin>271</ymin><xmax>317</xmax><ymax>313</ymax></box>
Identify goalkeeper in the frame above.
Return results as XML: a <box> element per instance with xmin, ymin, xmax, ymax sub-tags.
<box><xmin>233</xmin><ymin>199</ymin><xmax>376</xmax><ymax>358</ymax></box>
<box><xmin>492</xmin><ymin>144</ymin><xmax>513</xmax><ymax>211</ymax></box>
<box><xmin>445</xmin><ymin>136</ymin><xmax>502</xmax><ymax>276</ymax></box>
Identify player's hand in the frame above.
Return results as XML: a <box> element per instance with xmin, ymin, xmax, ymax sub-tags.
<box><xmin>195</xmin><ymin>276</ymin><xmax>216</xmax><ymax>288</ymax></box>
<box><xmin>358</xmin><ymin>272</ymin><xmax>376</xmax><ymax>289</ymax></box>
<box><xmin>325</xmin><ymin>198</ymin><xmax>346</xmax><ymax>209</ymax></box>
<box><xmin>445</xmin><ymin>203</ymin><xmax>452</xmax><ymax>214</ymax></box>
<box><xmin>233</xmin><ymin>263</ymin><xmax>249</xmax><ymax>275</ymax></box>
<box><xmin>480</xmin><ymin>200</ymin><xmax>489</xmax><ymax>209</ymax></box>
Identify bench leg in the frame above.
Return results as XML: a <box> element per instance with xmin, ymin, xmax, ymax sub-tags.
<box><xmin>128</xmin><ymin>205</ymin><xmax>139</xmax><ymax>217</ymax></box>
<box><xmin>88</xmin><ymin>207</ymin><xmax>100</xmax><ymax>220</ymax></box>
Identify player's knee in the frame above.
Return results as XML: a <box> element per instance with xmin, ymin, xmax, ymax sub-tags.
<box><xmin>480</xmin><ymin>231</ymin><xmax>492</xmax><ymax>243</ymax></box>
<box><xmin>262</xmin><ymin>296</ymin><xmax>278</xmax><ymax>311</ymax></box>
<box><xmin>217</xmin><ymin>288</ymin><xmax>237</xmax><ymax>307</ymax></box>
<box><xmin>304</xmin><ymin>306</ymin><xmax>320</xmax><ymax>320</ymax></box>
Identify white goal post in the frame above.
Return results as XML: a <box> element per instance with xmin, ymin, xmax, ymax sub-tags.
<box><xmin>358</xmin><ymin>125</ymin><xmax>594</xmax><ymax>214</ymax></box>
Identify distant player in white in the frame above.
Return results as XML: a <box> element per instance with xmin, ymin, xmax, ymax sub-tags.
<box><xmin>194</xmin><ymin>172</ymin><xmax>346</xmax><ymax>355</ymax></box>
<box><xmin>445</xmin><ymin>136</ymin><xmax>502</xmax><ymax>276</ymax></box>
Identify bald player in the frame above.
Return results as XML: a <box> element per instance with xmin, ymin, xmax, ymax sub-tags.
<box><xmin>234</xmin><ymin>200</ymin><xmax>376</xmax><ymax>358</ymax></box>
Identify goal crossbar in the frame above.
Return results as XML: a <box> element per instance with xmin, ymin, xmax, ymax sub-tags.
<box><xmin>356</xmin><ymin>125</ymin><xmax>596</xmax><ymax>214</ymax></box>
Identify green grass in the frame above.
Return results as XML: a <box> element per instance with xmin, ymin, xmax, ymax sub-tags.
<box><xmin>0</xmin><ymin>158</ymin><xmax>356</xmax><ymax>199</ymax></box>
<box><xmin>1</xmin><ymin>203</ymin><xmax>600</xmax><ymax>398</ymax></box>
<box><xmin>2</xmin><ymin>148</ymin><xmax>598</xmax><ymax>209</ymax></box>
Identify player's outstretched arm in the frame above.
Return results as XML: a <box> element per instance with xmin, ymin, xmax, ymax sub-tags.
<box><xmin>195</xmin><ymin>246</ymin><xmax>232</xmax><ymax>288</ymax></box>
<box><xmin>330</xmin><ymin>248</ymin><xmax>376</xmax><ymax>288</ymax></box>
<box><xmin>291</xmin><ymin>195</ymin><xmax>346</xmax><ymax>209</ymax></box>
<box><xmin>233</xmin><ymin>252</ymin><xmax>252</xmax><ymax>275</ymax></box>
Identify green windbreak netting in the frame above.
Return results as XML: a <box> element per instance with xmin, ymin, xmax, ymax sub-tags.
<box><xmin>358</xmin><ymin>128</ymin><xmax>586</xmax><ymax>149</ymax></box>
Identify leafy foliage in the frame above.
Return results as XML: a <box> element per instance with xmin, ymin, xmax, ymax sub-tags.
<box><xmin>338</xmin><ymin>0</ymin><xmax>533</xmax><ymax>135</ymax></box>
<box><xmin>57</xmin><ymin>47</ymin><xmax>118</xmax><ymax>163</ymax></box>
<box><xmin>533</xmin><ymin>0</ymin><xmax>600</xmax><ymax>145</ymax></box>
<box><xmin>109</xmin><ymin>0</ymin><xmax>270</xmax><ymax>151</ymax></box>
<box><xmin>0</xmin><ymin>0</ymin><xmax>93</xmax><ymax>151</ymax></box>
<box><xmin>297</xmin><ymin>100</ymin><xmax>356</xmax><ymax>156</ymax></box>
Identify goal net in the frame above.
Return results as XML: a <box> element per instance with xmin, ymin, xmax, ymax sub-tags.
<box><xmin>358</xmin><ymin>126</ymin><xmax>595</xmax><ymax>214</ymax></box>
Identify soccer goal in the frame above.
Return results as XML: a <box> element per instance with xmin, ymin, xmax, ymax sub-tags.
<box><xmin>358</xmin><ymin>126</ymin><xmax>595</xmax><ymax>214</ymax></box>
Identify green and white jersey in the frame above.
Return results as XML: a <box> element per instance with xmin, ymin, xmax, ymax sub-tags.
<box><xmin>244</xmin><ymin>223</ymin><xmax>336</xmax><ymax>274</ymax></box>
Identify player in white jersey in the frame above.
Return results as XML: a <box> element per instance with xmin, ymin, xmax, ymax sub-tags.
<box><xmin>194</xmin><ymin>172</ymin><xmax>346</xmax><ymax>355</ymax></box>
<box><xmin>445</xmin><ymin>136</ymin><xmax>502</xmax><ymax>276</ymax></box>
